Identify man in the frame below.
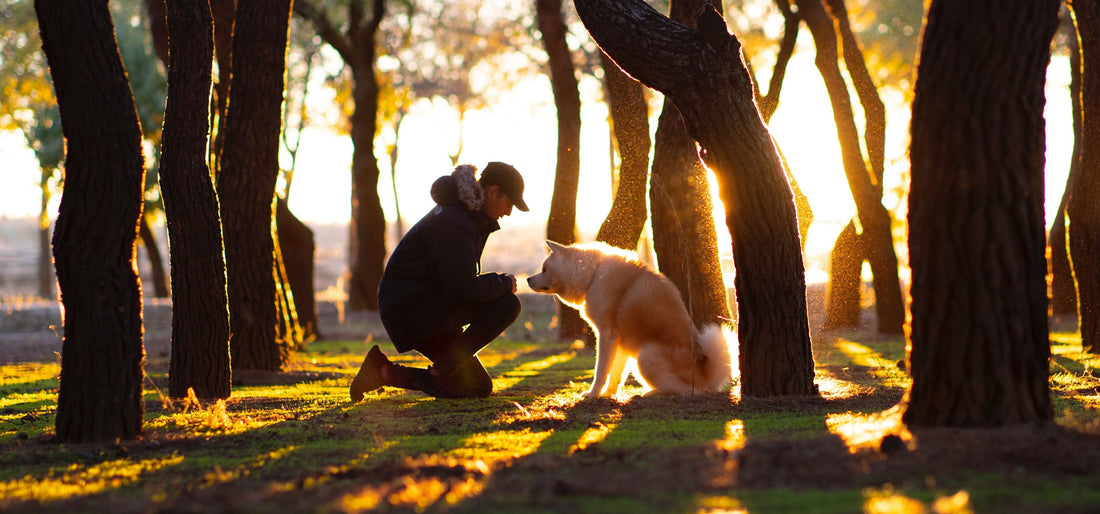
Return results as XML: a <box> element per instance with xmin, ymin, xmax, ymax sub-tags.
<box><xmin>350</xmin><ymin>161</ymin><xmax>528</xmax><ymax>400</ymax></box>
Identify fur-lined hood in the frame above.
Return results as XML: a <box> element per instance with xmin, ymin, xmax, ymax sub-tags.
<box><xmin>430</xmin><ymin>164</ymin><xmax>484</xmax><ymax>211</ymax></box>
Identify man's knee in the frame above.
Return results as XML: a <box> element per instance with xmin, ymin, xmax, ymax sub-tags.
<box><xmin>493</xmin><ymin>292</ymin><xmax>521</xmax><ymax>324</ymax></box>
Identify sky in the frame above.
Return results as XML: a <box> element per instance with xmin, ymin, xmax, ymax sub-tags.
<box><xmin>0</xmin><ymin>52</ymin><xmax>1075</xmax><ymax>266</ymax></box>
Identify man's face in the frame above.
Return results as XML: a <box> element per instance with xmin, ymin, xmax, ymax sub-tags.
<box><xmin>483</xmin><ymin>185</ymin><xmax>514</xmax><ymax>220</ymax></box>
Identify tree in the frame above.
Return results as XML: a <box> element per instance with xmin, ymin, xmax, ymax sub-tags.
<box><xmin>1048</xmin><ymin>8</ymin><xmax>1081</xmax><ymax>318</ymax></box>
<box><xmin>537</xmin><ymin>0</ymin><xmax>588</xmax><ymax>341</ymax></box>
<box><xmin>594</xmin><ymin>51</ymin><xmax>650</xmax><ymax>251</ymax></box>
<box><xmin>294</xmin><ymin>0</ymin><xmax>389</xmax><ymax>312</ymax></box>
<box><xmin>36</xmin><ymin>0</ymin><xmax>147</xmax><ymax>442</ymax></box>
<box><xmin>1067</xmin><ymin>0</ymin><xmax>1100</xmax><ymax>353</ymax></box>
<box><xmin>575</xmin><ymin>0</ymin><xmax>816</xmax><ymax>397</ymax></box>
<box><xmin>903</xmin><ymin>0</ymin><xmax>1057</xmax><ymax>426</ymax></box>
<box><xmin>217</xmin><ymin>0</ymin><xmax>295</xmax><ymax>370</ymax></box>
<box><xmin>159</xmin><ymin>0</ymin><xmax>232</xmax><ymax>399</ymax></box>
<box><xmin>648</xmin><ymin>0</ymin><xmax>730</xmax><ymax>330</ymax></box>
<box><xmin>797</xmin><ymin>0</ymin><xmax>904</xmax><ymax>335</ymax></box>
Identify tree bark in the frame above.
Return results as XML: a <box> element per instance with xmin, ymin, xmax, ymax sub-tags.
<box><xmin>538</xmin><ymin>0</ymin><xmax>588</xmax><ymax>341</ymax></box>
<box><xmin>824</xmin><ymin>220</ymin><xmax>862</xmax><ymax>329</ymax></box>
<box><xmin>1068</xmin><ymin>0</ymin><xmax>1100</xmax><ymax>353</ymax></box>
<box><xmin>217</xmin><ymin>0</ymin><xmax>293</xmax><ymax>371</ymax></box>
<box><xmin>277</xmin><ymin>199</ymin><xmax>321</xmax><ymax>341</ymax></box>
<box><xmin>904</xmin><ymin>0</ymin><xmax>1057</xmax><ymax>426</ymax></box>
<box><xmin>575</xmin><ymin>0</ymin><xmax>816</xmax><ymax>397</ymax></box>
<box><xmin>160</xmin><ymin>0</ymin><xmax>233</xmax><ymax>400</ymax></box>
<box><xmin>798</xmin><ymin>0</ymin><xmax>904</xmax><ymax>335</ymax></box>
<box><xmin>37</xmin><ymin>0</ymin><xmax>146</xmax><ymax>442</ymax></box>
<box><xmin>138</xmin><ymin>213</ymin><xmax>170</xmax><ymax>298</ymax></box>
<box><xmin>648</xmin><ymin>0</ymin><xmax>731</xmax><ymax>330</ymax></box>
<box><xmin>595</xmin><ymin>51</ymin><xmax>650</xmax><ymax>251</ymax></box>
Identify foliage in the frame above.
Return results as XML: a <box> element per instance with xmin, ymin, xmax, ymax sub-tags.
<box><xmin>2</xmin><ymin>311</ymin><xmax>1100</xmax><ymax>512</ymax></box>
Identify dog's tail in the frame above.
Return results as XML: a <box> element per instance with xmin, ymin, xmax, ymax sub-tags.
<box><xmin>694</xmin><ymin>324</ymin><xmax>738</xmax><ymax>392</ymax></box>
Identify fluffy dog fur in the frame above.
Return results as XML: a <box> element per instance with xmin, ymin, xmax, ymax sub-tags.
<box><xmin>527</xmin><ymin>240</ymin><xmax>735</xmax><ymax>397</ymax></box>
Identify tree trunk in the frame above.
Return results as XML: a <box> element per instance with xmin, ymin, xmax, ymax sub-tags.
<box><xmin>138</xmin><ymin>213</ymin><xmax>170</xmax><ymax>298</ymax></box>
<box><xmin>37</xmin><ymin>0</ymin><xmax>146</xmax><ymax>442</ymax></box>
<box><xmin>1068</xmin><ymin>0</ymin><xmax>1100</xmax><ymax>353</ymax></box>
<box><xmin>160</xmin><ymin>0</ymin><xmax>232</xmax><ymax>400</ymax></box>
<box><xmin>575</xmin><ymin>0</ymin><xmax>816</xmax><ymax>397</ymax></box>
<box><xmin>210</xmin><ymin>0</ymin><xmax>234</xmax><ymax>169</ymax></box>
<box><xmin>538</xmin><ymin>0</ymin><xmax>588</xmax><ymax>341</ymax></box>
<box><xmin>824</xmin><ymin>219</ymin><xmax>862</xmax><ymax>329</ymax></box>
<box><xmin>216</xmin><ymin>0</ymin><xmax>293</xmax><ymax>371</ymax></box>
<box><xmin>594</xmin><ymin>50</ymin><xmax>650</xmax><ymax>251</ymax></box>
<box><xmin>346</xmin><ymin>55</ymin><xmax>387</xmax><ymax>312</ymax></box>
<box><xmin>904</xmin><ymin>0</ymin><xmax>1057</xmax><ymax>427</ymax></box>
<box><xmin>798</xmin><ymin>0</ymin><xmax>904</xmax><ymax>335</ymax></box>
<box><xmin>276</xmin><ymin>198</ymin><xmax>320</xmax><ymax>341</ymax></box>
<box><xmin>647</xmin><ymin>0</ymin><xmax>731</xmax><ymax>330</ymax></box>
<box><xmin>37</xmin><ymin>173</ymin><xmax>54</xmax><ymax>301</ymax></box>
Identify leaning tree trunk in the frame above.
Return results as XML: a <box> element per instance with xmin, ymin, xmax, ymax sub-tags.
<box><xmin>538</xmin><ymin>0</ymin><xmax>588</xmax><ymax>342</ymax></box>
<box><xmin>1068</xmin><ymin>0</ymin><xmax>1100</xmax><ymax>353</ymax></box>
<box><xmin>37</xmin><ymin>0</ymin><xmax>147</xmax><ymax>442</ymax></box>
<box><xmin>138</xmin><ymin>213</ymin><xmax>170</xmax><ymax>298</ymax></box>
<box><xmin>277</xmin><ymin>199</ymin><xmax>321</xmax><ymax>341</ymax></box>
<box><xmin>798</xmin><ymin>0</ymin><xmax>904</xmax><ymax>335</ymax></box>
<box><xmin>575</xmin><ymin>0</ymin><xmax>816</xmax><ymax>397</ymax></box>
<box><xmin>594</xmin><ymin>50</ymin><xmax>650</xmax><ymax>251</ymax></box>
<box><xmin>161</xmin><ymin>0</ymin><xmax>232</xmax><ymax>400</ymax></box>
<box><xmin>904</xmin><ymin>0</ymin><xmax>1057</xmax><ymax>427</ymax></box>
<box><xmin>216</xmin><ymin>0</ymin><xmax>293</xmax><ymax>371</ymax></box>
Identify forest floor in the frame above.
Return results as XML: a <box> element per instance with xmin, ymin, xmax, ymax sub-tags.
<box><xmin>2</xmin><ymin>290</ymin><xmax>1100</xmax><ymax>512</ymax></box>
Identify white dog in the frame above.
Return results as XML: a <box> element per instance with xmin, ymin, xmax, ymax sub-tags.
<box><xmin>527</xmin><ymin>240</ymin><xmax>735</xmax><ymax>397</ymax></box>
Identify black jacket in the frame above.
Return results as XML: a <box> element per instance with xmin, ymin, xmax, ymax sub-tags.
<box><xmin>378</xmin><ymin>170</ymin><xmax>513</xmax><ymax>352</ymax></box>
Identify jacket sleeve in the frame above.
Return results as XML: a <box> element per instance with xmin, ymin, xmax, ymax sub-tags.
<box><xmin>424</xmin><ymin>213</ymin><xmax>511</xmax><ymax>303</ymax></box>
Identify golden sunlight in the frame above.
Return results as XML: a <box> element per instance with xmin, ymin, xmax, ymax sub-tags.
<box><xmin>825</xmin><ymin>405</ymin><xmax>909</xmax><ymax>454</ymax></box>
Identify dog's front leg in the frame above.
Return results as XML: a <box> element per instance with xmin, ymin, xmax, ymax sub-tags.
<box><xmin>583</xmin><ymin>327</ymin><xmax>617</xmax><ymax>398</ymax></box>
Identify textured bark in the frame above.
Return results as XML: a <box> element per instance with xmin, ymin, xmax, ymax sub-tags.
<box><xmin>799</xmin><ymin>0</ymin><xmax>904</xmax><ymax>335</ymax></box>
<box><xmin>905</xmin><ymin>0</ymin><xmax>1057</xmax><ymax>426</ymax></box>
<box><xmin>1068</xmin><ymin>0</ymin><xmax>1100</xmax><ymax>353</ymax></box>
<box><xmin>824</xmin><ymin>220</ymin><xmax>862</xmax><ymax>329</ymax></box>
<box><xmin>755</xmin><ymin>0</ymin><xmax>799</xmax><ymax>121</ymax></box>
<box><xmin>38</xmin><ymin>0</ymin><xmax>146</xmax><ymax>442</ymax></box>
<box><xmin>538</xmin><ymin>0</ymin><xmax>588</xmax><ymax>341</ymax></box>
<box><xmin>594</xmin><ymin>50</ymin><xmax>650</xmax><ymax>251</ymax></box>
<box><xmin>575</xmin><ymin>0</ymin><xmax>815</xmax><ymax>397</ymax></box>
<box><xmin>160</xmin><ymin>0</ymin><xmax>232</xmax><ymax>400</ymax></box>
<box><xmin>648</xmin><ymin>0</ymin><xmax>730</xmax><ymax>330</ymax></box>
<box><xmin>217</xmin><ymin>0</ymin><xmax>292</xmax><ymax>371</ymax></box>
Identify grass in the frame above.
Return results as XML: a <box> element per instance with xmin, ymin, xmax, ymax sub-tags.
<box><xmin>2</xmin><ymin>313</ymin><xmax>1100</xmax><ymax>513</ymax></box>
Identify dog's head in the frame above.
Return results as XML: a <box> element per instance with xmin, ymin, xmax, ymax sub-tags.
<box><xmin>526</xmin><ymin>240</ymin><xmax>570</xmax><ymax>296</ymax></box>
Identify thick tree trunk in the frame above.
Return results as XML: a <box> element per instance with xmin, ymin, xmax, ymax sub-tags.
<box><xmin>648</xmin><ymin>0</ymin><xmax>731</xmax><ymax>330</ymax></box>
<box><xmin>1068</xmin><ymin>0</ymin><xmax>1100</xmax><ymax>353</ymax></box>
<box><xmin>217</xmin><ymin>0</ymin><xmax>293</xmax><ymax>371</ymax></box>
<box><xmin>798</xmin><ymin>0</ymin><xmax>904</xmax><ymax>335</ymax></box>
<box><xmin>346</xmin><ymin>62</ymin><xmax>387</xmax><ymax>312</ymax></box>
<box><xmin>575</xmin><ymin>0</ymin><xmax>816</xmax><ymax>397</ymax></box>
<box><xmin>594</xmin><ymin>51</ymin><xmax>650</xmax><ymax>251</ymax></box>
<box><xmin>161</xmin><ymin>0</ymin><xmax>232</xmax><ymax>400</ymax></box>
<box><xmin>37</xmin><ymin>0</ymin><xmax>146</xmax><ymax>442</ymax></box>
<box><xmin>538</xmin><ymin>0</ymin><xmax>588</xmax><ymax>341</ymax></box>
<box><xmin>904</xmin><ymin>0</ymin><xmax>1057</xmax><ymax>427</ymax></box>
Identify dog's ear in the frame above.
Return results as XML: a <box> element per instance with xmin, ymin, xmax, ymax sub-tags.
<box><xmin>545</xmin><ymin>240</ymin><xmax>567</xmax><ymax>254</ymax></box>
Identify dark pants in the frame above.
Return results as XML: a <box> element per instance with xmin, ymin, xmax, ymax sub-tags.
<box><xmin>387</xmin><ymin>293</ymin><xmax>520</xmax><ymax>398</ymax></box>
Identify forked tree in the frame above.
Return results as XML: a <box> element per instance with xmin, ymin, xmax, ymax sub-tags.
<box><xmin>37</xmin><ymin>0</ymin><xmax>147</xmax><ymax>442</ymax></box>
<box><xmin>160</xmin><ymin>0</ymin><xmax>232</xmax><ymax>399</ymax></box>
<box><xmin>575</xmin><ymin>0</ymin><xmax>816</xmax><ymax>397</ymax></box>
<box><xmin>904</xmin><ymin>0</ymin><xmax>1058</xmax><ymax>426</ymax></box>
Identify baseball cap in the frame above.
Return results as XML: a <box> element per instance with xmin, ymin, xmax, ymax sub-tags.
<box><xmin>479</xmin><ymin>161</ymin><xmax>529</xmax><ymax>212</ymax></box>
